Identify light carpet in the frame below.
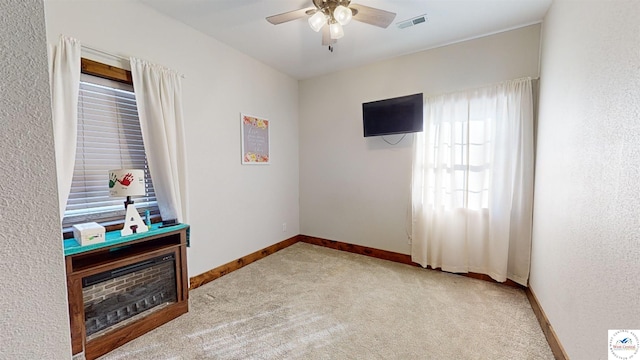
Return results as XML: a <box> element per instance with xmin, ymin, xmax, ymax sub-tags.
<box><xmin>98</xmin><ymin>242</ymin><xmax>554</xmax><ymax>359</ymax></box>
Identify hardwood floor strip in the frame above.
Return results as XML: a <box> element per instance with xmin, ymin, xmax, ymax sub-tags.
<box><xmin>525</xmin><ymin>287</ymin><xmax>569</xmax><ymax>360</ymax></box>
<box><xmin>189</xmin><ymin>235</ymin><xmax>300</xmax><ymax>290</ymax></box>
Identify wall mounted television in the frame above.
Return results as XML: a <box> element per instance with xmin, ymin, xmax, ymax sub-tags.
<box><xmin>362</xmin><ymin>93</ymin><xmax>423</xmax><ymax>137</ymax></box>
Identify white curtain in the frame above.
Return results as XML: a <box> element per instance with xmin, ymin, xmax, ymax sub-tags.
<box><xmin>411</xmin><ymin>78</ymin><xmax>534</xmax><ymax>285</ymax></box>
<box><xmin>130</xmin><ymin>57</ymin><xmax>189</xmax><ymax>223</ymax></box>
<box><xmin>50</xmin><ymin>35</ymin><xmax>81</xmax><ymax>217</ymax></box>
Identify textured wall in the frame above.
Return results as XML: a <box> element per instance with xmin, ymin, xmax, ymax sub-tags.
<box><xmin>0</xmin><ymin>0</ymin><xmax>72</xmax><ymax>358</ymax></box>
<box><xmin>530</xmin><ymin>1</ymin><xmax>640</xmax><ymax>358</ymax></box>
<box><xmin>299</xmin><ymin>25</ymin><xmax>541</xmax><ymax>254</ymax></box>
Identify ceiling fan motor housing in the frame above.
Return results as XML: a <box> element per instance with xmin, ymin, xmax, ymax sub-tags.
<box><xmin>313</xmin><ymin>0</ymin><xmax>356</xmax><ymax>23</ymax></box>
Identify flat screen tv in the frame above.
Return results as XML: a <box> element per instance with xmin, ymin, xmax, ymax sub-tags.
<box><xmin>362</xmin><ymin>93</ymin><xmax>423</xmax><ymax>137</ymax></box>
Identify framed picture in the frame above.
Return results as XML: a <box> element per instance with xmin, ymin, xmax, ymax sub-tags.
<box><xmin>241</xmin><ymin>113</ymin><xmax>270</xmax><ymax>164</ymax></box>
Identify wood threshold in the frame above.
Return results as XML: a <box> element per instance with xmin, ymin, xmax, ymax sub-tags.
<box><xmin>525</xmin><ymin>287</ymin><xmax>569</xmax><ymax>360</ymax></box>
<box><xmin>189</xmin><ymin>235</ymin><xmax>300</xmax><ymax>290</ymax></box>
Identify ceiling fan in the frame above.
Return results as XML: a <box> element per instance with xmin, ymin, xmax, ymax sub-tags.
<box><xmin>266</xmin><ymin>0</ymin><xmax>396</xmax><ymax>48</ymax></box>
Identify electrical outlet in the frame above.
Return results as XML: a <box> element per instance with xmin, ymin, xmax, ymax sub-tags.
<box><xmin>282</xmin><ymin>223</ymin><xmax>287</xmax><ymax>232</ymax></box>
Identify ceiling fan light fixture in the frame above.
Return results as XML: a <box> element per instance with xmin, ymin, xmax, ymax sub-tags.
<box><xmin>333</xmin><ymin>5</ymin><xmax>352</xmax><ymax>26</ymax></box>
<box><xmin>329</xmin><ymin>21</ymin><xmax>344</xmax><ymax>39</ymax></box>
<box><xmin>308</xmin><ymin>11</ymin><xmax>327</xmax><ymax>32</ymax></box>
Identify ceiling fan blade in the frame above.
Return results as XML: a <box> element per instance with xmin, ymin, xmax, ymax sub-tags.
<box><xmin>349</xmin><ymin>4</ymin><xmax>396</xmax><ymax>28</ymax></box>
<box><xmin>322</xmin><ymin>26</ymin><xmax>337</xmax><ymax>46</ymax></box>
<box><xmin>266</xmin><ymin>7</ymin><xmax>314</xmax><ymax>25</ymax></box>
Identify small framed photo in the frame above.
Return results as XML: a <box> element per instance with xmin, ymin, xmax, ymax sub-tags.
<box><xmin>241</xmin><ymin>113</ymin><xmax>270</xmax><ymax>164</ymax></box>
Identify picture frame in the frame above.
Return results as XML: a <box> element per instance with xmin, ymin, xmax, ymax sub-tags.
<box><xmin>241</xmin><ymin>113</ymin><xmax>270</xmax><ymax>164</ymax></box>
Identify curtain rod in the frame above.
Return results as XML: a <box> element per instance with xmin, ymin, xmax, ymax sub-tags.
<box><xmin>423</xmin><ymin>76</ymin><xmax>540</xmax><ymax>99</ymax></box>
<box><xmin>80</xmin><ymin>44</ymin><xmax>186</xmax><ymax>79</ymax></box>
<box><xmin>81</xmin><ymin>44</ymin><xmax>128</xmax><ymax>62</ymax></box>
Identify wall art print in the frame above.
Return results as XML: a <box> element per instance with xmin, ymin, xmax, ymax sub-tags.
<box><xmin>241</xmin><ymin>113</ymin><xmax>270</xmax><ymax>164</ymax></box>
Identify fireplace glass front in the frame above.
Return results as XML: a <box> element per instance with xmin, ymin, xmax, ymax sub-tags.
<box><xmin>82</xmin><ymin>253</ymin><xmax>177</xmax><ymax>339</ymax></box>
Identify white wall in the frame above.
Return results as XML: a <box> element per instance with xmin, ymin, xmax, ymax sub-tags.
<box><xmin>531</xmin><ymin>1</ymin><xmax>640</xmax><ymax>358</ymax></box>
<box><xmin>299</xmin><ymin>25</ymin><xmax>541</xmax><ymax>254</ymax></box>
<box><xmin>44</xmin><ymin>0</ymin><xmax>300</xmax><ymax>277</ymax></box>
<box><xmin>0</xmin><ymin>0</ymin><xmax>72</xmax><ymax>358</ymax></box>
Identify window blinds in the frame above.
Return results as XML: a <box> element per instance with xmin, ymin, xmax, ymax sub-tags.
<box><xmin>62</xmin><ymin>75</ymin><xmax>160</xmax><ymax>229</ymax></box>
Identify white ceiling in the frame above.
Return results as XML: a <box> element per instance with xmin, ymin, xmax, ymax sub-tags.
<box><xmin>141</xmin><ymin>0</ymin><xmax>552</xmax><ymax>80</ymax></box>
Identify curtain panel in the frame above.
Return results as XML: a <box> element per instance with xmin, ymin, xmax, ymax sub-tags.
<box><xmin>411</xmin><ymin>78</ymin><xmax>534</xmax><ymax>285</ymax></box>
<box><xmin>50</xmin><ymin>35</ymin><xmax>81</xmax><ymax>218</ymax></box>
<box><xmin>130</xmin><ymin>58</ymin><xmax>189</xmax><ymax>223</ymax></box>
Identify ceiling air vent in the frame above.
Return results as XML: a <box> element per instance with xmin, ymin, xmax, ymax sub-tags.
<box><xmin>397</xmin><ymin>14</ymin><xmax>428</xmax><ymax>29</ymax></box>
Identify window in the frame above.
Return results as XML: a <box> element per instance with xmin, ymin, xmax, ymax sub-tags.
<box><xmin>410</xmin><ymin>78</ymin><xmax>535</xmax><ymax>283</ymax></box>
<box><xmin>425</xmin><ymin>116</ymin><xmax>491</xmax><ymax>211</ymax></box>
<box><xmin>62</xmin><ymin>61</ymin><xmax>160</xmax><ymax>230</ymax></box>
<box><xmin>421</xmin><ymin>98</ymin><xmax>491</xmax><ymax>211</ymax></box>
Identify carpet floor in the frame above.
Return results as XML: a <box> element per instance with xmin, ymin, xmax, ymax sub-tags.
<box><xmin>98</xmin><ymin>242</ymin><xmax>554</xmax><ymax>359</ymax></box>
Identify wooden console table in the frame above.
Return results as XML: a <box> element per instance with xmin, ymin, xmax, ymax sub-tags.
<box><xmin>64</xmin><ymin>223</ymin><xmax>189</xmax><ymax>360</ymax></box>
